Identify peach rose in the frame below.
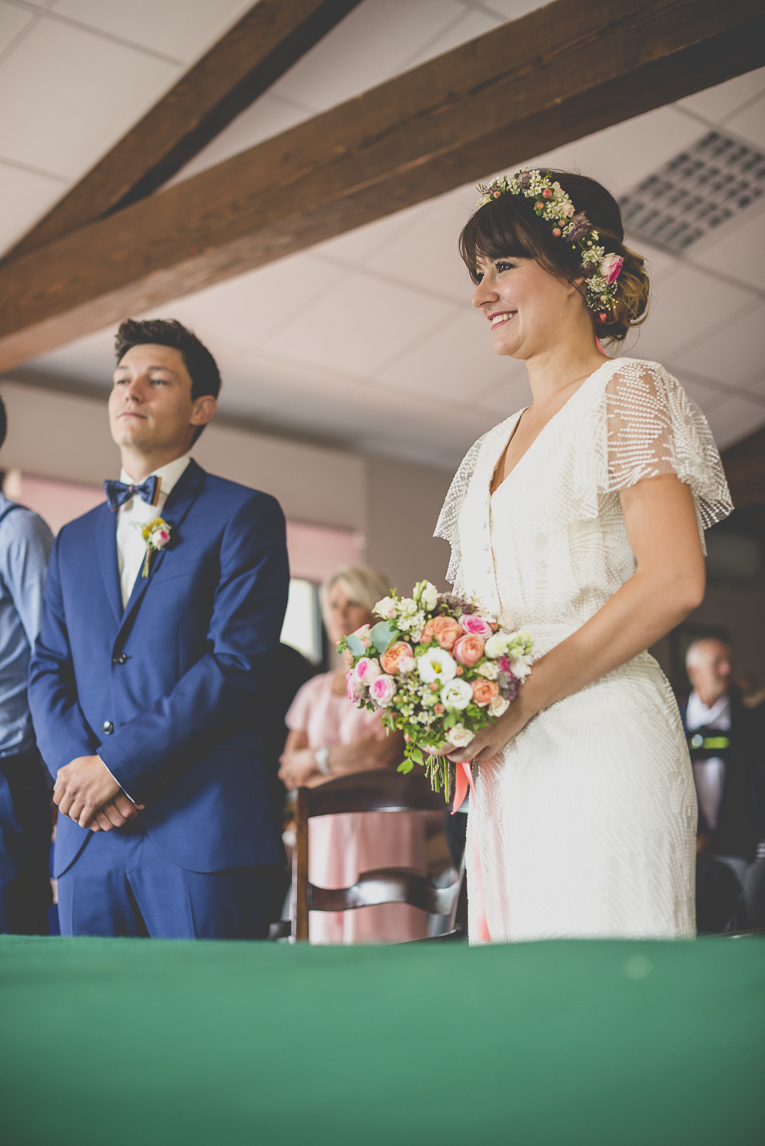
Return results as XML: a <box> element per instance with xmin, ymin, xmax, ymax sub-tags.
<box><xmin>453</xmin><ymin>633</ymin><xmax>485</xmax><ymax>666</ymax></box>
<box><xmin>381</xmin><ymin>641</ymin><xmax>414</xmax><ymax>675</ymax></box>
<box><xmin>420</xmin><ymin>615</ymin><xmax>462</xmax><ymax>650</ymax></box>
<box><xmin>472</xmin><ymin>679</ymin><xmax>500</xmax><ymax>707</ymax></box>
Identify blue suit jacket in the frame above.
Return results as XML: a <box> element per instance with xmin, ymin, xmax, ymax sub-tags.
<box><xmin>29</xmin><ymin>460</ymin><xmax>290</xmax><ymax>878</ymax></box>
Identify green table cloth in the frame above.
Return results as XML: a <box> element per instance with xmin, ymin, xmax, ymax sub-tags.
<box><xmin>1</xmin><ymin>935</ymin><xmax>763</xmax><ymax>1145</ymax></box>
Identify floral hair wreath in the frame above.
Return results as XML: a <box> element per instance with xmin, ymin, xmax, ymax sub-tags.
<box><xmin>476</xmin><ymin>169</ymin><xmax>624</xmax><ymax>323</ymax></box>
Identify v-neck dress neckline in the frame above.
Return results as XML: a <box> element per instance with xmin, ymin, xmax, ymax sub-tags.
<box><xmin>490</xmin><ymin>360</ymin><xmax>612</xmax><ymax>500</ymax></box>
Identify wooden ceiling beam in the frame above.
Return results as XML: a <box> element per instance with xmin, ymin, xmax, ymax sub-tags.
<box><xmin>0</xmin><ymin>0</ymin><xmax>763</xmax><ymax>373</ymax></box>
<box><xmin>5</xmin><ymin>0</ymin><xmax>364</xmax><ymax>259</ymax></box>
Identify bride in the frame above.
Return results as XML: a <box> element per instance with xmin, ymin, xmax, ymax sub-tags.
<box><xmin>436</xmin><ymin>169</ymin><xmax>732</xmax><ymax>942</ymax></box>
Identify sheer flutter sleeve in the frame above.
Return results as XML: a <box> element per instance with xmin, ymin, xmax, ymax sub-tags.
<box><xmin>604</xmin><ymin>361</ymin><xmax>733</xmax><ymax>539</ymax></box>
<box><xmin>434</xmin><ymin>432</ymin><xmax>488</xmax><ymax>593</ymax></box>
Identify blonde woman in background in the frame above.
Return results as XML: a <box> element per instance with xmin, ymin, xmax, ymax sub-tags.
<box><xmin>278</xmin><ymin>566</ymin><xmax>429</xmax><ymax>943</ymax></box>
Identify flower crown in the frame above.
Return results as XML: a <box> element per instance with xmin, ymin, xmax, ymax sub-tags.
<box><xmin>475</xmin><ymin>169</ymin><xmax>624</xmax><ymax>322</ymax></box>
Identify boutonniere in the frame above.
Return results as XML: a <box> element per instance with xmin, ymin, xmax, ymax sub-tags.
<box><xmin>138</xmin><ymin>517</ymin><xmax>172</xmax><ymax>577</ymax></box>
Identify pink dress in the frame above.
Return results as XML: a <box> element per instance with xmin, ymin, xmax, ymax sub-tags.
<box><xmin>286</xmin><ymin>672</ymin><xmax>429</xmax><ymax>944</ymax></box>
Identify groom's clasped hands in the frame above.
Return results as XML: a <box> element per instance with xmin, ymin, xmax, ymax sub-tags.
<box><xmin>53</xmin><ymin>755</ymin><xmax>145</xmax><ymax>831</ymax></box>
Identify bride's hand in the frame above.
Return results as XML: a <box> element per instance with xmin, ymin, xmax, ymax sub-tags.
<box><xmin>441</xmin><ymin>698</ymin><xmax>534</xmax><ymax>764</ymax></box>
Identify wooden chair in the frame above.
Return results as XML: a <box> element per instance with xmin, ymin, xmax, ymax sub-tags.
<box><xmin>286</xmin><ymin>769</ymin><xmax>466</xmax><ymax>943</ymax></box>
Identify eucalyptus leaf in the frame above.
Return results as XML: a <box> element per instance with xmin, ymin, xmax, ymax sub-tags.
<box><xmin>370</xmin><ymin>620</ymin><xmax>398</xmax><ymax>655</ymax></box>
<box><xmin>346</xmin><ymin>633</ymin><xmax>366</xmax><ymax>657</ymax></box>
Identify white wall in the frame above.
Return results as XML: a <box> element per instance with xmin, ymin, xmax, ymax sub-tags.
<box><xmin>0</xmin><ymin>380</ymin><xmax>453</xmax><ymax>589</ymax></box>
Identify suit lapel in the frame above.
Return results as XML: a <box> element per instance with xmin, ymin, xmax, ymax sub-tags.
<box><xmin>115</xmin><ymin>459</ymin><xmax>207</xmax><ymax>643</ymax></box>
<box><xmin>96</xmin><ymin>502</ymin><xmax>122</xmax><ymax>625</ymax></box>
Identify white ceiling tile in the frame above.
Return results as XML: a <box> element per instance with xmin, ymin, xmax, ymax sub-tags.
<box><xmin>632</xmin><ymin>265</ymin><xmax>755</xmax><ymax>363</ymax></box>
<box><xmin>0</xmin><ymin>19</ymin><xmax>178</xmax><ymax>177</ymax></box>
<box><xmin>400</xmin><ymin>8</ymin><xmax>499</xmax><ymax>72</ymax></box>
<box><xmin>270</xmin><ymin>0</ymin><xmax>465</xmax><ymax>113</ymax></box>
<box><xmin>743</xmin><ymin>373</ymin><xmax>765</xmax><ymax>399</ymax></box>
<box><xmin>673</xmin><ymin>304</ymin><xmax>765</xmax><ymax>388</ymax></box>
<box><xmin>702</xmin><ymin>394</ymin><xmax>765</xmax><ymax>449</ymax></box>
<box><xmin>510</xmin><ymin>106</ymin><xmax>706</xmax><ymax>203</ymax></box>
<box><xmin>377</xmin><ymin>307</ymin><xmax>504</xmax><ymax>403</ymax></box>
<box><xmin>677</xmin><ymin>66</ymin><xmax>765</xmax><ymax>124</ymax></box>
<box><xmin>51</xmin><ymin>0</ymin><xmax>252</xmax><ymax>61</ymax></box>
<box><xmin>691</xmin><ymin>206</ymin><xmax>765</xmax><ymax>293</ymax></box>
<box><xmin>475</xmin><ymin>365</ymin><xmax>532</xmax><ymax>417</ymax></box>
<box><xmin>0</xmin><ymin>1</ymin><xmax>34</xmax><ymax>56</ymax></box>
<box><xmin>723</xmin><ymin>91</ymin><xmax>765</xmax><ymax>152</ymax></box>
<box><xmin>261</xmin><ymin>270</ymin><xmax>456</xmax><ymax>375</ymax></box>
<box><xmin>316</xmin><ymin>201</ymin><xmax>428</xmax><ymax>265</ymax></box>
<box><xmin>167</xmin><ymin>93</ymin><xmax>313</xmax><ymax>186</ymax></box>
<box><xmin>365</xmin><ymin>193</ymin><xmax>475</xmax><ymax>301</ymax></box>
<box><xmin>0</xmin><ymin>160</ymin><xmax>67</xmax><ymax>255</ymax></box>
<box><xmin>141</xmin><ymin>254</ymin><xmax>346</xmax><ymax>349</ymax></box>
<box><xmin>623</xmin><ymin>237</ymin><xmax>676</xmax><ymax>281</ymax></box>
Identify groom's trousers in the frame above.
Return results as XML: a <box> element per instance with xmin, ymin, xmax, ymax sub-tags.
<box><xmin>57</xmin><ymin>819</ymin><xmax>280</xmax><ymax>939</ymax></box>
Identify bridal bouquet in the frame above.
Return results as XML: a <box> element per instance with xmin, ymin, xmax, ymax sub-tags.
<box><xmin>338</xmin><ymin>581</ymin><xmax>533</xmax><ymax>798</ymax></box>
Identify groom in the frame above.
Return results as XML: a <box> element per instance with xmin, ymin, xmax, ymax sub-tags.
<box><xmin>29</xmin><ymin>319</ymin><xmax>290</xmax><ymax>938</ymax></box>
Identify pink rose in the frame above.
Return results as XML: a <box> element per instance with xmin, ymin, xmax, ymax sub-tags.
<box><xmin>369</xmin><ymin>674</ymin><xmax>397</xmax><ymax>707</ymax></box>
<box><xmin>453</xmin><ymin>633</ymin><xmax>485</xmax><ymax>667</ymax></box>
<box><xmin>352</xmin><ymin>624</ymin><xmax>372</xmax><ymax>649</ymax></box>
<box><xmin>355</xmin><ymin>657</ymin><xmax>382</xmax><ymax>685</ymax></box>
<box><xmin>600</xmin><ymin>254</ymin><xmax>624</xmax><ymax>284</ymax></box>
<box><xmin>472</xmin><ymin>679</ymin><xmax>499</xmax><ymax>707</ymax></box>
<box><xmin>459</xmin><ymin>614</ymin><xmax>492</xmax><ymax>639</ymax></box>
<box><xmin>346</xmin><ymin>669</ymin><xmax>364</xmax><ymax>702</ymax></box>
<box><xmin>398</xmin><ymin>655</ymin><xmax>416</xmax><ymax>674</ymax></box>
<box><xmin>380</xmin><ymin>641</ymin><xmax>414</xmax><ymax>675</ymax></box>
<box><xmin>156</xmin><ymin>529</ymin><xmax>170</xmax><ymax>546</ymax></box>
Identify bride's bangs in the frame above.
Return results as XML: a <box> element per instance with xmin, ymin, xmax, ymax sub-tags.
<box><xmin>459</xmin><ymin>198</ymin><xmax>535</xmax><ymax>284</ymax></box>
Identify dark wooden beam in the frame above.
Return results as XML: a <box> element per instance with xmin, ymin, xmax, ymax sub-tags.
<box><xmin>0</xmin><ymin>0</ymin><xmax>763</xmax><ymax>372</ymax></box>
<box><xmin>5</xmin><ymin>0</ymin><xmax>364</xmax><ymax>259</ymax></box>
<box><xmin>722</xmin><ymin>425</ymin><xmax>765</xmax><ymax>508</ymax></box>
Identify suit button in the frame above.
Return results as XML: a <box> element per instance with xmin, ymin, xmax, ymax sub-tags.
<box><xmin>102</xmin><ymin>721</ymin><xmax>114</xmax><ymax>735</ymax></box>
<box><xmin>112</xmin><ymin>653</ymin><xmax>128</xmax><ymax>665</ymax></box>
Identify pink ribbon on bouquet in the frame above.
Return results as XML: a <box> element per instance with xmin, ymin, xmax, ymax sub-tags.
<box><xmin>451</xmin><ymin>760</ymin><xmax>490</xmax><ymax>943</ymax></box>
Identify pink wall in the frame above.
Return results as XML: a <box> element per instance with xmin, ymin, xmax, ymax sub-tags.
<box><xmin>5</xmin><ymin>471</ymin><xmax>362</xmax><ymax>583</ymax></box>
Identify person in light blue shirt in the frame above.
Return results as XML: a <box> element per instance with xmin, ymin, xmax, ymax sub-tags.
<box><xmin>0</xmin><ymin>396</ymin><xmax>55</xmax><ymax>933</ymax></box>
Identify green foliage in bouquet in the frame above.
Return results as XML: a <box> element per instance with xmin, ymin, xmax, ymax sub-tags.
<box><xmin>338</xmin><ymin>581</ymin><xmax>533</xmax><ymax>800</ymax></box>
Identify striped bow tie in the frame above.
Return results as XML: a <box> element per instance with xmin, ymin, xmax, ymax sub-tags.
<box><xmin>103</xmin><ymin>475</ymin><xmax>160</xmax><ymax>512</ymax></box>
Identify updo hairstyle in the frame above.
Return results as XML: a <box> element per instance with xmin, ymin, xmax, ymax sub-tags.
<box><xmin>459</xmin><ymin>171</ymin><xmax>649</xmax><ymax>345</ymax></box>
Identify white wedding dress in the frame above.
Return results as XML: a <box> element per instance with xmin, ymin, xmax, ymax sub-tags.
<box><xmin>436</xmin><ymin>358</ymin><xmax>732</xmax><ymax>942</ymax></box>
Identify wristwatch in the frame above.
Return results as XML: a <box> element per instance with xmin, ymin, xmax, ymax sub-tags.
<box><xmin>314</xmin><ymin>746</ymin><xmax>332</xmax><ymax>776</ymax></box>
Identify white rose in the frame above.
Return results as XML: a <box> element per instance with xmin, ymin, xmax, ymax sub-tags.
<box><xmin>477</xmin><ymin>661</ymin><xmax>499</xmax><ymax>680</ymax></box>
<box><xmin>489</xmin><ymin>695</ymin><xmax>510</xmax><ymax>717</ymax></box>
<box><xmin>448</xmin><ymin>724</ymin><xmax>475</xmax><ymax>748</ymax></box>
<box><xmin>374</xmin><ymin>596</ymin><xmax>397</xmax><ymax>620</ymax></box>
<box><xmin>420</xmin><ymin>581</ymin><xmax>439</xmax><ymax>612</ymax></box>
<box><xmin>417</xmin><ymin>646</ymin><xmax>457</xmax><ymax>684</ymax></box>
<box><xmin>484</xmin><ymin>634</ymin><xmax>508</xmax><ymax>659</ymax></box>
<box><xmin>498</xmin><ymin>610</ymin><xmax>514</xmax><ymax>631</ymax></box>
<box><xmin>440</xmin><ymin>679</ymin><xmax>473</xmax><ymax>711</ymax></box>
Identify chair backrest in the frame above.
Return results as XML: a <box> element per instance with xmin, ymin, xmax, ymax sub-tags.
<box><xmin>292</xmin><ymin>769</ymin><xmax>457</xmax><ymax>942</ymax></box>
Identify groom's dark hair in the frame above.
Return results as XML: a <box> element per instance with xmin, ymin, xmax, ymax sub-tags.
<box><xmin>115</xmin><ymin>318</ymin><xmax>221</xmax><ymax>444</ymax></box>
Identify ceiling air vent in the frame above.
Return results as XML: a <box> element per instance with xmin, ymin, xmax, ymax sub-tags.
<box><xmin>620</xmin><ymin>130</ymin><xmax>765</xmax><ymax>253</ymax></box>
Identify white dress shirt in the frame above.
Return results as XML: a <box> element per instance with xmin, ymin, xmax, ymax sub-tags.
<box><xmin>686</xmin><ymin>690</ymin><xmax>731</xmax><ymax>833</ymax></box>
<box><xmin>116</xmin><ymin>454</ymin><xmax>190</xmax><ymax>608</ymax></box>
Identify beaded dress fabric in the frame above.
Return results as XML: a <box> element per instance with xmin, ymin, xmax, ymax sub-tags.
<box><xmin>435</xmin><ymin>358</ymin><xmax>733</xmax><ymax>942</ymax></box>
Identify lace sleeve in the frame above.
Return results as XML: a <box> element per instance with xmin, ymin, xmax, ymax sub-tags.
<box><xmin>605</xmin><ymin>361</ymin><xmax>733</xmax><ymax>535</ymax></box>
<box><xmin>434</xmin><ymin>432</ymin><xmax>488</xmax><ymax>590</ymax></box>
